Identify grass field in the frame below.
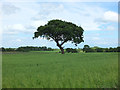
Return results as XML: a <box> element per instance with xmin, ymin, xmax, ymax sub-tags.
<box><xmin>2</xmin><ymin>52</ymin><xmax>118</xmax><ymax>88</ymax></box>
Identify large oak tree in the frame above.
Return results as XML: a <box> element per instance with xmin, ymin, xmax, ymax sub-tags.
<box><xmin>33</xmin><ymin>19</ymin><xmax>84</xmax><ymax>54</ymax></box>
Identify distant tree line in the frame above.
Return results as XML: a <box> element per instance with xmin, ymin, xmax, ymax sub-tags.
<box><xmin>0</xmin><ymin>46</ymin><xmax>53</xmax><ymax>52</ymax></box>
<box><xmin>83</xmin><ymin>45</ymin><xmax>120</xmax><ymax>53</ymax></box>
<box><xmin>1</xmin><ymin>45</ymin><xmax>120</xmax><ymax>53</ymax></box>
<box><xmin>65</xmin><ymin>48</ymin><xmax>78</xmax><ymax>53</ymax></box>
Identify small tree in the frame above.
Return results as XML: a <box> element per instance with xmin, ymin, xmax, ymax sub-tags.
<box><xmin>117</xmin><ymin>47</ymin><xmax>120</xmax><ymax>52</ymax></box>
<box><xmin>83</xmin><ymin>45</ymin><xmax>90</xmax><ymax>53</ymax></box>
<box><xmin>66</xmin><ymin>48</ymin><xmax>72</xmax><ymax>53</ymax></box>
<box><xmin>104</xmin><ymin>48</ymin><xmax>109</xmax><ymax>52</ymax></box>
<box><xmin>108</xmin><ymin>47</ymin><xmax>114</xmax><ymax>52</ymax></box>
<box><xmin>1</xmin><ymin>47</ymin><xmax>6</xmax><ymax>52</ymax></box>
<box><xmin>33</xmin><ymin>19</ymin><xmax>84</xmax><ymax>54</ymax></box>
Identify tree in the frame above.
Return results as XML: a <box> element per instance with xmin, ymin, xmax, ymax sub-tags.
<box><xmin>104</xmin><ymin>48</ymin><xmax>109</xmax><ymax>52</ymax></box>
<box><xmin>16</xmin><ymin>47</ymin><xmax>26</xmax><ymax>52</ymax></box>
<box><xmin>83</xmin><ymin>45</ymin><xmax>90</xmax><ymax>53</ymax></box>
<box><xmin>6</xmin><ymin>48</ymin><xmax>15</xmax><ymax>52</ymax></box>
<box><xmin>1</xmin><ymin>47</ymin><xmax>6</xmax><ymax>52</ymax></box>
<box><xmin>108</xmin><ymin>47</ymin><xmax>114</xmax><ymax>52</ymax></box>
<box><xmin>96</xmin><ymin>48</ymin><xmax>103</xmax><ymax>52</ymax></box>
<box><xmin>33</xmin><ymin>19</ymin><xmax>84</xmax><ymax>54</ymax></box>
<box><xmin>117</xmin><ymin>47</ymin><xmax>120</xmax><ymax>52</ymax></box>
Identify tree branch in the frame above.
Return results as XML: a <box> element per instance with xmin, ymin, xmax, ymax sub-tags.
<box><xmin>60</xmin><ymin>40</ymin><xmax>68</xmax><ymax>46</ymax></box>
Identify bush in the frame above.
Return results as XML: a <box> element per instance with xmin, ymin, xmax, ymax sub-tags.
<box><xmin>96</xmin><ymin>48</ymin><xmax>103</xmax><ymax>52</ymax></box>
<box><xmin>83</xmin><ymin>45</ymin><xmax>95</xmax><ymax>53</ymax></box>
<box><xmin>66</xmin><ymin>48</ymin><xmax>78</xmax><ymax>53</ymax></box>
<box><xmin>16</xmin><ymin>47</ymin><xmax>29</xmax><ymax>52</ymax></box>
<box><xmin>5</xmin><ymin>48</ymin><xmax>15</xmax><ymax>52</ymax></box>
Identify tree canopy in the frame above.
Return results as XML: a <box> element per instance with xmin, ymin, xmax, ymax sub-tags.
<box><xmin>33</xmin><ymin>19</ymin><xmax>84</xmax><ymax>54</ymax></box>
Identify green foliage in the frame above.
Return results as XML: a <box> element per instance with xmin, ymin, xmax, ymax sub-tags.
<box><xmin>33</xmin><ymin>19</ymin><xmax>84</xmax><ymax>44</ymax></box>
<box><xmin>33</xmin><ymin>19</ymin><xmax>84</xmax><ymax>54</ymax></box>
<box><xmin>16</xmin><ymin>47</ymin><xmax>28</xmax><ymax>52</ymax></box>
<box><xmin>2</xmin><ymin>52</ymin><xmax>118</xmax><ymax>88</ymax></box>
<box><xmin>66</xmin><ymin>48</ymin><xmax>78</xmax><ymax>53</ymax></box>
<box><xmin>83</xmin><ymin>45</ymin><xmax>91</xmax><ymax>53</ymax></box>
<box><xmin>96</xmin><ymin>48</ymin><xmax>103</xmax><ymax>52</ymax></box>
<box><xmin>1</xmin><ymin>47</ymin><xmax>6</xmax><ymax>51</ymax></box>
<box><xmin>83</xmin><ymin>46</ymin><xmax>120</xmax><ymax>53</ymax></box>
<box><xmin>107</xmin><ymin>47</ymin><xmax>119</xmax><ymax>52</ymax></box>
<box><xmin>3</xmin><ymin>48</ymin><xmax>16</xmax><ymax>52</ymax></box>
<box><xmin>117</xmin><ymin>47</ymin><xmax>120</xmax><ymax>52</ymax></box>
<box><xmin>1</xmin><ymin>46</ymin><xmax>53</xmax><ymax>52</ymax></box>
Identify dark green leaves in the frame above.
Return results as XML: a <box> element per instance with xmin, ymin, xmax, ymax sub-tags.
<box><xmin>33</xmin><ymin>19</ymin><xmax>84</xmax><ymax>46</ymax></box>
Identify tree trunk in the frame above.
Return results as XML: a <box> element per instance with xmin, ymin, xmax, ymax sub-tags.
<box><xmin>56</xmin><ymin>41</ymin><xmax>64</xmax><ymax>54</ymax></box>
<box><xmin>57</xmin><ymin>45</ymin><xmax>64</xmax><ymax>54</ymax></box>
<box><xmin>60</xmin><ymin>47</ymin><xmax>64</xmax><ymax>54</ymax></box>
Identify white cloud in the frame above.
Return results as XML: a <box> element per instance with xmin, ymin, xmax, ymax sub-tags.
<box><xmin>103</xmin><ymin>11</ymin><xmax>118</xmax><ymax>22</ymax></box>
<box><xmin>3</xmin><ymin>24</ymin><xmax>34</xmax><ymax>34</ymax></box>
<box><xmin>4</xmin><ymin>24</ymin><xmax>25</xmax><ymax>31</ymax></box>
<box><xmin>2</xmin><ymin>3</ymin><xmax>20</xmax><ymax>15</ymax></box>
<box><xmin>85</xmin><ymin>36</ymin><xmax>118</xmax><ymax>47</ymax></box>
<box><xmin>32</xmin><ymin>20</ymin><xmax>48</xmax><ymax>28</ymax></box>
<box><xmin>67</xmin><ymin>0</ymin><xmax>119</xmax><ymax>1</ymax></box>
<box><xmin>12</xmin><ymin>24</ymin><xmax>25</xmax><ymax>30</ymax></box>
<box><xmin>1</xmin><ymin>0</ymin><xmax>37</xmax><ymax>2</ymax></box>
<box><xmin>32</xmin><ymin>3</ymin><xmax>106</xmax><ymax>31</ymax></box>
<box><xmin>2</xmin><ymin>0</ymin><xmax>119</xmax><ymax>2</ymax></box>
<box><xmin>2</xmin><ymin>2</ymin><xmax>116</xmax><ymax>34</ymax></box>
<box><xmin>82</xmin><ymin>22</ymin><xmax>101</xmax><ymax>31</ymax></box>
<box><xmin>16</xmin><ymin>39</ymin><xmax>22</xmax><ymax>42</ymax></box>
<box><xmin>95</xmin><ymin>39</ymin><xmax>118</xmax><ymax>46</ymax></box>
<box><xmin>106</xmin><ymin>26</ymin><xmax>116</xmax><ymax>31</ymax></box>
<box><xmin>1</xmin><ymin>2</ymin><xmax>118</xmax><ymax>48</ymax></box>
<box><xmin>32</xmin><ymin>3</ymin><xmax>64</xmax><ymax>21</ymax></box>
<box><xmin>92</xmin><ymin>37</ymin><xmax>100</xmax><ymax>40</ymax></box>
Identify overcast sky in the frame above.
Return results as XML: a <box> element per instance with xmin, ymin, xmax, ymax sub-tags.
<box><xmin>0</xmin><ymin>0</ymin><xmax>119</xmax><ymax>48</ymax></box>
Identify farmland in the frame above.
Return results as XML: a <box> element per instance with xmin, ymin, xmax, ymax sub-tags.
<box><xmin>2</xmin><ymin>51</ymin><xmax>118</xmax><ymax>88</ymax></box>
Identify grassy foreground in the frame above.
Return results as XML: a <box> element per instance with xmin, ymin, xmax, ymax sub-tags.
<box><xmin>2</xmin><ymin>52</ymin><xmax>118</xmax><ymax>88</ymax></box>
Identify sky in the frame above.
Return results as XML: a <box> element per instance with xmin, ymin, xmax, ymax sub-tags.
<box><xmin>0</xmin><ymin>0</ymin><xmax>119</xmax><ymax>48</ymax></box>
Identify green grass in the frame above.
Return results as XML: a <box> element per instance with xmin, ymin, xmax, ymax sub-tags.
<box><xmin>2</xmin><ymin>52</ymin><xmax>118</xmax><ymax>88</ymax></box>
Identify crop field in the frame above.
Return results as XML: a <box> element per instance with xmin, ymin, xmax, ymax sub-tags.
<box><xmin>2</xmin><ymin>52</ymin><xmax>118</xmax><ymax>88</ymax></box>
